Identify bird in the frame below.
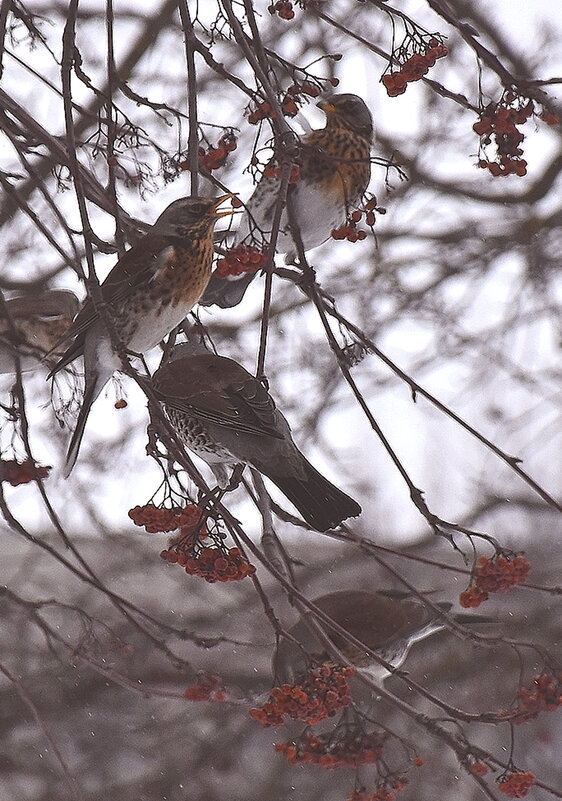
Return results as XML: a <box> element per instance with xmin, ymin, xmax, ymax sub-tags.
<box><xmin>48</xmin><ymin>195</ymin><xmax>234</xmax><ymax>477</ymax></box>
<box><xmin>151</xmin><ymin>345</ymin><xmax>362</xmax><ymax>532</ymax></box>
<box><xmin>274</xmin><ymin>589</ymin><xmax>494</xmax><ymax>684</ymax></box>
<box><xmin>200</xmin><ymin>93</ymin><xmax>373</xmax><ymax>308</ymax></box>
<box><xmin>0</xmin><ymin>290</ymin><xmax>79</xmax><ymax>374</ymax></box>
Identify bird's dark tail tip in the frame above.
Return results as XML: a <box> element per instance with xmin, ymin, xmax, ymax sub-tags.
<box><xmin>199</xmin><ymin>272</ymin><xmax>256</xmax><ymax>308</ymax></box>
<box><xmin>63</xmin><ymin>380</ymin><xmax>97</xmax><ymax>478</ymax></box>
<box><xmin>271</xmin><ymin>461</ymin><xmax>361</xmax><ymax>531</ymax></box>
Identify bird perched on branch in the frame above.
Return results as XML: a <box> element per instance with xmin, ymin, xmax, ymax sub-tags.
<box><xmin>201</xmin><ymin>93</ymin><xmax>373</xmax><ymax>308</ymax></box>
<box><xmin>274</xmin><ymin>589</ymin><xmax>493</xmax><ymax>683</ymax></box>
<box><xmin>152</xmin><ymin>345</ymin><xmax>361</xmax><ymax>532</ymax></box>
<box><xmin>0</xmin><ymin>290</ymin><xmax>79</xmax><ymax>374</ymax></box>
<box><xmin>49</xmin><ymin>195</ymin><xmax>234</xmax><ymax>477</ymax></box>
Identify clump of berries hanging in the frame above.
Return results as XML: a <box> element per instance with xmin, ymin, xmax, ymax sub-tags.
<box><xmin>160</xmin><ymin>520</ymin><xmax>256</xmax><ymax>582</ymax></box>
<box><xmin>459</xmin><ymin>552</ymin><xmax>530</xmax><ymax>608</ymax></box>
<box><xmin>214</xmin><ymin>244</ymin><xmax>268</xmax><ymax>279</ymax></box>
<box><xmin>129</xmin><ymin>501</ymin><xmax>255</xmax><ymax>582</ymax></box>
<box><xmin>382</xmin><ymin>34</ymin><xmax>448</xmax><ymax>97</ymax></box>
<box><xmin>331</xmin><ymin>197</ymin><xmax>384</xmax><ymax>242</ymax></box>
<box><xmin>497</xmin><ymin>770</ymin><xmax>536</xmax><ymax>798</ymax></box>
<box><xmin>247</xmin><ymin>99</ymin><xmax>276</xmax><ymax>125</ymax></box>
<box><xmin>280</xmin><ymin>81</ymin><xmax>321</xmax><ymax>116</ymax></box>
<box><xmin>275</xmin><ymin>726</ymin><xmax>387</xmax><ymax>768</ymax></box>
<box><xmin>198</xmin><ymin>132</ymin><xmax>237</xmax><ymax>172</ymax></box>
<box><xmin>0</xmin><ymin>458</ymin><xmax>50</xmax><ymax>486</ymax></box>
<box><xmin>129</xmin><ymin>502</ymin><xmax>204</xmax><ymax>534</ymax></box>
<box><xmin>177</xmin><ymin>544</ymin><xmax>255</xmax><ymax>583</ymax></box>
<box><xmin>268</xmin><ymin>0</ymin><xmax>295</xmax><ymax>20</ymax></box>
<box><xmin>248</xmin><ymin>81</ymin><xmax>322</xmax><ymax>124</ymax></box>
<box><xmin>499</xmin><ymin>672</ymin><xmax>562</xmax><ymax>724</ymax></box>
<box><xmin>474</xmin><ymin>91</ymin><xmax>534</xmax><ymax>177</ymax></box>
<box><xmin>250</xmin><ymin>663</ymin><xmax>354</xmax><ymax>726</ymax></box>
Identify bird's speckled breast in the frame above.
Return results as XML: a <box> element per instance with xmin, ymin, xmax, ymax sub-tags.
<box><xmin>124</xmin><ymin>239</ymin><xmax>215</xmax><ymax>353</ymax></box>
<box><xmin>302</xmin><ymin>128</ymin><xmax>371</xmax><ymax>206</ymax></box>
<box><xmin>167</xmin><ymin>407</ymin><xmax>238</xmax><ymax>465</ymax></box>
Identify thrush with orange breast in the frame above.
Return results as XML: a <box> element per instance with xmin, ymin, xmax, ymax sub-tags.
<box><xmin>201</xmin><ymin>93</ymin><xmax>373</xmax><ymax>308</ymax></box>
<box><xmin>49</xmin><ymin>196</ymin><xmax>234</xmax><ymax>476</ymax></box>
<box><xmin>152</xmin><ymin>345</ymin><xmax>362</xmax><ymax>532</ymax></box>
<box><xmin>274</xmin><ymin>589</ymin><xmax>493</xmax><ymax>683</ymax></box>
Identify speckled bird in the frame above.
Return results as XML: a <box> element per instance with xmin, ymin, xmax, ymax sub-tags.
<box><xmin>274</xmin><ymin>589</ymin><xmax>493</xmax><ymax>684</ymax></box>
<box><xmin>201</xmin><ymin>93</ymin><xmax>373</xmax><ymax>308</ymax></box>
<box><xmin>49</xmin><ymin>195</ymin><xmax>234</xmax><ymax>476</ymax></box>
<box><xmin>152</xmin><ymin>346</ymin><xmax>362</xmax><ymax>532</ymax></box>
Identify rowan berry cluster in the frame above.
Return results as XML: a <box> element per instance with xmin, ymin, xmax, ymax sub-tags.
<box><xmin>382</xmin><ymin>37</ymin><xmax>448</xmax><ymax>97</ymax></box>
<box><xmin>498</xmin><ymin>770</ymin><xmax>536</xmax><ymax>798</ymax></box>
<box><xmin>458</xmin><ymin>585</ymin><xmax>487</xmax><ymax>608</ymax></box>
<box><xmin>198</xmin><ymin>132</ymin><xmax>237</xmax><ymax>172</ymax></box>
<box><xmin>268</xmin><ymin>0</ymin><xmax>295</xmax><ymax>20</ymax></box>
<box><xmin>331</xmin><ymin>197</ymin><xmax>382</xmax><ymax>242</ymax></box>
<box><xmin>247</xmin><ymin>78</ymin><xmax>339</xmax><ymax>125</ymax></box>
<box><xmin>184</xmin><ymin>673</ymin><xmax>225</xmax><ymax>702</ymax></box>
<box><xmin>474</xmin><ymin>92</ymin><xmax>536</xmax><ymax>177</ymax></box>
<box><xmin>214</xmin><ymin>244</ymin><xmax>268</xmax><ymax>279</ymax></box>
<box><xmin>162</xmin><ymin>542</ymin><xmax>255</xmax><ymax>583</ymax></box>
<box><xmin>275</xmin><ymin>728</ymin><xmax>386</xmax><ymax>768</ymax></box>
<box><xmin>331</xmin><ymin>215</ymin><xmax>367</xmax><ymax>243</ymax></box>
<box><xmin>280</xmin><ymin>81</ymin><xmax>321</xmax><ymax>116</ymax></box>
<box><xmin>130</xmin><ymin>500</ymin><xmax>255</xmax><ymax>581</ymax></box>
<box><xmin>0</xmin><ymin>458</ymin><xmax>50</xmax><ymax>486</ymax></box>
<box><xmin>186</xmin><ymin>545</ymin><xmax>255</xmax><ymax>582</ymax></box>
<box><xmin>248</xmin><ymin>76</ymin><xmax>339</xmax><ymax>124</ymax></box>
<box><xmin>248</xmin><ymin>100</ymin><xmax>276</xmax><ymax>125</ymax></box>
<box><xmin>501</xmin><ymin>673</ymin><xmax>562</xmax><ymax>724</ymax></box>
<box><xmin>459</xmin><ymin>554</ymin><xmax>531</xmax><ymax>608</ymax></box>
<box><xmin>128</xmin><ymin>502</ymin><xmax>203</xmax><ymax>534</ymax></box>
<box><xmin>250</xmin><ymin>663</ymin><xmax>354</xmax><ymax>726</ymax></box>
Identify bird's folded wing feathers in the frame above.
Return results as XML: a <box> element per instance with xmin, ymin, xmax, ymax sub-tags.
<box><xmin>154</xmin><ymin>360</ymin><xmax>284</xmax><ymax>439</ymax></box>
<box><xmin>46</xmin><ymin>241</ymin><xmax>173</xmax><ymax>360</ymax></box>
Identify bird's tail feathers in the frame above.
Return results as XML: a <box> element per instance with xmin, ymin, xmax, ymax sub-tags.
<box><xmin>269</xmin><ymin>459</ymin><xmax>361</xmax><ymax>531</ymax></box>
<box><xmin>63</xmin><ymin>375</ymin><xmax>100</xmax><ymax>478</ymax></box>
<box><xmin>199</xmin><ymin>271</ymin><xmax>256</xmax><ymax>309</ymax></box>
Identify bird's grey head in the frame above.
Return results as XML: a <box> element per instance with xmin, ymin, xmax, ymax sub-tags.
<box><xmin>319</xmin><ymin>93</ymin><xmax>373</xmax><ymax>139</ymax></box>
<box><xmin>153</xmin><ymin>195</ymin><xmax>234</xmax><ymax>238</ymax></box>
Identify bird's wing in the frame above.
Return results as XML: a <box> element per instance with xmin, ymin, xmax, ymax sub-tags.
<box><xmin>154</xmin><ymin>355</ymin><xmax>284</xmax><ymax>440</ymax></box>
<box><xmin>48</xmin><ymin>239</ymin><xmax>173</xmax><ymax>362</ymax></box>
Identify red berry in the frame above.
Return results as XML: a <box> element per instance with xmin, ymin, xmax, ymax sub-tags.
<box><xmin>301</xmin><ymin>81</ymin><xmax>320</xmax><ymax>97</ymax></box>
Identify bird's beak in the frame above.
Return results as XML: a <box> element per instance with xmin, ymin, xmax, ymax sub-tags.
<box><xmin>317</xmin><ymin>99</ymin><xmax>337</xmax><ymax>114</ymax></box>
<box><xmin>211</xmin><ymin>193</ymin><xmax>239</xmax><ymax>218</ymax></box>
